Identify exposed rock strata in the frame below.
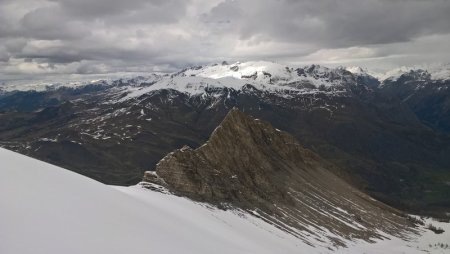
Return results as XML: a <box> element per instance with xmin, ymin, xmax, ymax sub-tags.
<box><xmin>144</xmin><ymin>108</ymin><xmax>416</xmax><ymax>246</ymax></box>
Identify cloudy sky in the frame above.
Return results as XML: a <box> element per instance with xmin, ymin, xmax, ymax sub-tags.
<box><xmin>0</xmin><ymin>0</ymin><xmax>449</xmax><ymax>82</ymax></box>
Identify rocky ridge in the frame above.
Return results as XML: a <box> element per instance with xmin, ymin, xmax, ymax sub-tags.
<box><xmin>144</xmin><ymin>108</ymin><xmax>416</xmax><ymax>246</ymax></box>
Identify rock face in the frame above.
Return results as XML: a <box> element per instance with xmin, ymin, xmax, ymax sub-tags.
<box><xmin>144</xmin><ymin>108</ymin><xmax>415</xmax><ymax>246</ymax></box>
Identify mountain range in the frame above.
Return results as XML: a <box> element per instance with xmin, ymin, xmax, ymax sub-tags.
<box><xmin>1</xmin><ymin>61</ymin><xmax>449</xmax><ymax>216</ymax></box>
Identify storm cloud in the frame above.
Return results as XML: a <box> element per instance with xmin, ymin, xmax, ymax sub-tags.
<box><xmin>0</xmin><ymin>0</ymin><xmax>449</xmax><ymax>81</ymax></box>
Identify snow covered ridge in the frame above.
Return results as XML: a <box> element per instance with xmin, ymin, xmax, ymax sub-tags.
<box><xmin>1</xmin><ymin>147</ymin><xmax>450</xmax><ymax>254</ymax></box>
<box><xmin>115</xmin><ymin>62</ymin><xmax>448</xmax><ymax>100</ymax></box>
<box><xmin>378</xmin><ymin>63</ymin><xmax>450</xmax><ymax>82</ymax></box>
<box><xmin>1</xmin><ymin>61</ymin><xmax>449</xmax><ymax>96</ymax></box>
<box><xmin>118</xmin><ymin>61</ymin><xmax>380</xmax><ymax>101</ymax></box>
<box><xmin>0</xmin><ymin>78</ymin><xmax>114</xmax><ymax>92</ymax></box>
<box><xmin>0</xmin><ymin>72</ymin><xmax>159</xmax><ymax>92</ymax></box>
<box><xmin>2</xmin><ymin>61</ymin><xmax>376</xmax><ymax>97</ymax></box>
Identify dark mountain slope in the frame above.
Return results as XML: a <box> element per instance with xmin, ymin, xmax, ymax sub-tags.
<box><xmin>380</xmin><ymin>70</ymin><xmax>450</xmax><ymax>134</ymax></box>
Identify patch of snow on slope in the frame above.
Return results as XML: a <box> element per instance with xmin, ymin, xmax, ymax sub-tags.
<box><xmin>340</xmin><ymin>218</ymin><xmax>450</xmax><ymax>254</ymax></box>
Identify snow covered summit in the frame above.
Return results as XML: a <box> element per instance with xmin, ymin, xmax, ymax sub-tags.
<box><xmin>119</xmin><ymin>61</ymin><xmax>378</xmax><ymax>100</ymax></box>
<box><xmin>378</xmin><ymin>63</ymin><xmax>450</xmax><ymax>82</ymax></box>
<box><xmin>179</xmin><ymin>61</ymin><xmax>374</xmax><ymax>88</ymax></box>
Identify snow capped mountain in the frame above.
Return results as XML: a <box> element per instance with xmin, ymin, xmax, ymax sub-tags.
<box><xmin>345</xmin><ymin>66</ymin><xmax>379</xmax><ymax>79</ymax></box>
<box><xmin>0</xmin><ymin>73</ymin><xmax>160</xmax><ymax>92</ymax></box>
<box><xmin>0</xmin><ymin>79</ymin><xmax>104</xmax><ymax>92</ymax></box>
<box><xmin>345</xmin><ymin>66</ymin><xmax>367</xmax><ymax>75</ymax></box>
<box><xmin>2</xmin><ymin>62</ymin><xmax>449</xmax><ymax>97</ymax></box>
<box><xmin>1</xmin><ymin>61</ymin><xmax>381</xmax><ymax>101</ymax></box>
<box><xmin>378</xmin><ymin>63</ymin><xmax>450</xmax><ymax>82</ymax></box>
<box><xmin>177</xmin><ymin>61</ymin><xmax>371</xmax><ymax>89</ymax></box>
<box><xmin>378</xmin><ymin>64</ymin><xmax>450</xmax><ymax>134</ymax></box>
<box><xmin>1</xmin><ymin>147</ymin><xmax>449</xmax><ymax>254</ymax></box>
<box><xmin>117</xmin><ymin>61</ymin><xmax>378</xmax><ymax>101</ymax></box>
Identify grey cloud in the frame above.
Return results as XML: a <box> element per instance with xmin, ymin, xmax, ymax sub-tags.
<box><xmin>20</xmin><ymin>7</ymin><xmax>91</xmax><ymax>40</ymax></box>
<box><xmin>56</xmin><ymin>0</ymin><xmax>188</xmax><ymax>24</ymax></box>
<box><xmin>0</xmin><ymin>48</ymin><xmax>10</xmax><ymax>62</ymax></box>
<box><xmin>0</xmin><ymin>0</ymin><xmax>449</xmax><ymax>82</ymax></box>
<box><xmin>75</xmin><ymin>61</ymin><xmax>108</xmax><ymax>74</ymax></box>
<box><xmin>203</xmin><ymin>0</ymin><xmax>450</xmax><ymax>47</ymax></box>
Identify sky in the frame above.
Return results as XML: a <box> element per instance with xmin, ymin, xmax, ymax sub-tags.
<box><xmin>0</xmin><ymin>0</ymin><xmax>449</xmax><ymax>82</ymax></box>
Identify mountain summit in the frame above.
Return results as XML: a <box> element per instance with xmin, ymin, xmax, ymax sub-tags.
<box><xmin>144</xmin><ymin>108</ymin><xmax>415</xmax><ymax>247</ymax></box>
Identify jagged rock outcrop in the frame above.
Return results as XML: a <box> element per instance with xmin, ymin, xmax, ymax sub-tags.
<box><xmin>144</xmin><ymin>108</ymin><xmax>416</xmax><ymax>247</ymax></box>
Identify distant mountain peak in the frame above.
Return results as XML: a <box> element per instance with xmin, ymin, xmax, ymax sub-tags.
<box><xmin>345</xmin><ymin>66</ymin><xmax>368</xmax><ymax>75</ymax></box>
<box><xmin>379</xmin><ymin>63</ymin><xmax>450</xmax><ymax>82</ymax></box>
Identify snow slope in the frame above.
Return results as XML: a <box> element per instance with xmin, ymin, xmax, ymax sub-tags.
<box><xmin>1</xmin><ymin>147</ymin><xmax>449</xmax><ymax>254</ymax></box>
<box><xmin>117</xmin><ymin>187</ymin><xmax>450</xmax><ymax>254</ymax></box>
<box><xmin>0</xmin><ymin>147</ymin><xmax>312</xmax><ymax>254</ymax></box>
